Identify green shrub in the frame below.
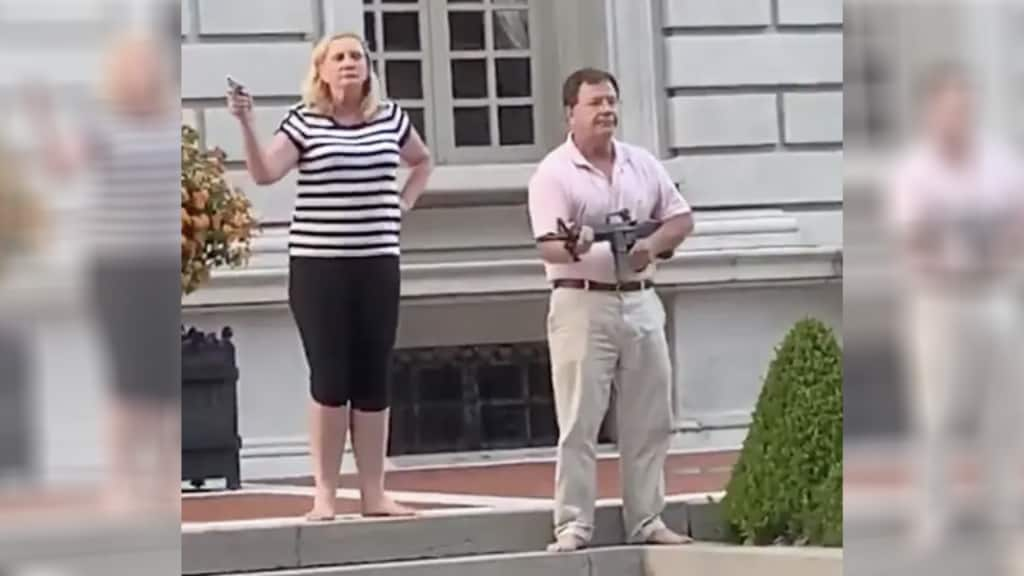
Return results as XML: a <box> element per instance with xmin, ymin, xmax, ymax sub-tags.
<box><xmin>722</xmin><ymin>318</ymin><xmax>842</xmax><ymax>546</ymax></box>
<box><xmin>804</xmin><ymin>459</ymin><xmax>842</xmax><ymax>547</ymax></box>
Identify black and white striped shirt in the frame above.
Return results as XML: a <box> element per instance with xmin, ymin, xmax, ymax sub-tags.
<box><xmin>277</xmin><ymin>101</ymin><xmax>411</xmax><ymax>258</ymax></box>
<box><xmin>89</xmin><ymin>112</ymin><xmax>181</xmax><ymax>261</ymax></box>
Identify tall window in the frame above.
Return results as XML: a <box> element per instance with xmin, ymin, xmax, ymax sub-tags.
<box><xmin>844</xmin><ymin>3</ymin><xmax>901</xmax><ymax>149</ymax></box>
<box><xmin>363</xmin><ymin>0</ymin><xmax>544</xmax><ymax>164</ymax></box>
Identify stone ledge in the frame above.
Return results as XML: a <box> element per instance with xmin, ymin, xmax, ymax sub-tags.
<box><xmin>241</xmin><ymin>207</ymin><xmax>805</xmax><ymax>262</ymax></box>
<box><xmin>181</xmin><ymin>500</ymin><xmax>693</xmax><ymax>575</ymax></box>
<box><xmin>201</xmin><ymin>544</ymin><xmax>841</xmax><ymax>576</ymax></box>
<box><xmin>645</xmin><ymin>544</ymin><xmax>842</xmax><ymax>576</ymax></box>
<box><xmin>0</xmin><ymin>515</ymin><xmax>180</xmax><ymax>573</ymax></box>
<box><xmin>182</xmin><ymin>246</ymin><xmax>841</xmax><ymax>310</ymax></box>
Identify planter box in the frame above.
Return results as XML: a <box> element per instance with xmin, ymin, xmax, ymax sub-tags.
<box><xmin>181</xmin><ymin>326</ymin><xmax>241</xmax><ymax>490</ymax></box>
<box><xmin>0</xmin><ymin>327</ymin><xmax>32</xmax><ymax>477</ymax></box>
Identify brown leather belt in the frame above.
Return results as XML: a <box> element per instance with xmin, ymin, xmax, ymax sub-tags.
<box><xmin>552</xmin><ymin>278</ymin><xmax>655</xmax><ymax>292</ymax></box>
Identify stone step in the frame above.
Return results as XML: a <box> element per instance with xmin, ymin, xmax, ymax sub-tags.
<box><xmin>217</xmin><ymin>544</ymin><xmax>842</xmax><ymax>576</ymax></box>
<box><xmin>183</xmin><ymin>498</ymin><xmax>726</xmax><ymax>575</ymax></box>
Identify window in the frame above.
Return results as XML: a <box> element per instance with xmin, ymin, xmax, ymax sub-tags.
<box><xmin>844</xmin><ymin>3</ymin><xmax>902</xmax><ymax>149</ymax></box>
<box><xmin>363</xmin><ymin>0</ymin><xmax>432</xmax><ymax>149</ymax></box>
<box><xmin>363</xmin><ymin>0</ymin><xmax>546</xmax><ymax>164</ymax></box>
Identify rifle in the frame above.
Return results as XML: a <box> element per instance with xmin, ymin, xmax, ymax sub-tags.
<box><xmin>537</xmin><ymin>209</ymin><xmax>673</xmax><ymax>281</ymax></box>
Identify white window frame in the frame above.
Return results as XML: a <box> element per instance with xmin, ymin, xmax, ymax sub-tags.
<box><xmin>363</xmin><ymin>0</ymin><xmax>558</xmax><ymax>165</ymax></box>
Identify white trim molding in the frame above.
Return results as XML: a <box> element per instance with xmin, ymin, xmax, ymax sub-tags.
<box><xmin>603</xmin><ymin>0</ymin><xmax>667</xmax><ymax>155</ymax></box>
<box><xmin>183</xmin><ymin>245</ymin><xmax>841</xmax><ymax>311</ymax></box>
<box><xmin>182</xmin><ymin>206</ymin><xmax>841</xmax><ymax>310</ymax></box>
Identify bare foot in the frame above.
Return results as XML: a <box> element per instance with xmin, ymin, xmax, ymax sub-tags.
<box><xmin>547</xmin><ymin>533</ymin><xmax>588</xmax><ymax>552</ymax></box>
<box><xmin>305</xmin><ymin>495</ymin><xmax>336</xmax><ymax>522</ymax></box>
<box><xmin>100</xmin><ymin>488</ymin><xmax>139</xmax><ymax>519</ymax></box>
<box><xmin>645</xmin><ymin>527</ymin><xmax>694</xmax><ymax>545</ymax></box>
<box><xmin>360</xmin><ymin>494</ymin><xmax>417</xmax><ymax>518</ymax></box>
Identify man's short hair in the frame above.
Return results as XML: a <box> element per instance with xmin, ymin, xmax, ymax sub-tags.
<box><xmin>562</xmin><ymin>68</ymin><xmax>619</xmax><ymax>108</ymax></box>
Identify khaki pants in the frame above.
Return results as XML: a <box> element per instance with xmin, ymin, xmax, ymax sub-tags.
<box><xmin>547</xmin><ymin>287</ymin><xmax>674</xmax><ymax>543</ymax></box>
<box><xmin>904</xmin><ymin>285</ymin><xmax>1022</xmax><ymax>540</ymax></box>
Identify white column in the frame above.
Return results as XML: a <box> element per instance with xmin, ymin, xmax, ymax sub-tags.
<box><xmin>603</xmin><ymin>0</ymin><xmax>666</xmax><ymax>155</ymax></box>
<box><xmin>963</xmin><ymin>1</ymin><xmax>1011</xmax><ymax>138</ymax></box>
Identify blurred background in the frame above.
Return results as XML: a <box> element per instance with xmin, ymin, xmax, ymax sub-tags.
<box><xmin>844</xmin><ymin>0</ymin><xmax>1024</xmax><ymax>574</ymax></box>
<box><xmin>0</xmin><ymin>0</ymin><xmax>180</xmax><ymax>574</ymax></box>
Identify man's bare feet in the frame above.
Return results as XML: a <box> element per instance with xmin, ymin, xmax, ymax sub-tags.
<box><xmin>644</xmin><ymin>526</ymin><xmax>694</xmax><ymax>545</ymax></box>
<box><xmin>305</xmin><ymin>494</ymin><xmax>337</xmax><ymax>521</ymax></box>
<box><xmin>360</xmin><ymin>493</ymin><xmax>417</xmax><ymax>518</ymax></box>
<box><xmin>547</xmin><ymin>533</ymin><xmax>589</xmax><ymax>552</ymax></box>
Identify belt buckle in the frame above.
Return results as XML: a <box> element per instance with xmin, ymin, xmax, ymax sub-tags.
<box><xmin>583</xmin><ymin>279</ymin><xmax>591</xmax><ymax>291</ymax></box>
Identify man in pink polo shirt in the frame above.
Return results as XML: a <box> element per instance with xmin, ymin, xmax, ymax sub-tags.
<box><xmin>886</xmin><ymin>63</ymin><xmax>1024</xmax><ymax>555</ymax></box>
<box><xmin>528</xmin><ymin>68</ymin><xmax>695</xmax><ymax>552</ymax></box>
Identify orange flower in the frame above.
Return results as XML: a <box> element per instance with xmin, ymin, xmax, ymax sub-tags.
<box><xmin>180</xmin><ymin>123</ymin><xmax>257</xmax><ymax>295</ymax></box>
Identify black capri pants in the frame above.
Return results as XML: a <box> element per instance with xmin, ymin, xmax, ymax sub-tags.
<box><xmin>288</xmin><ymin>256</ymin><xmax>400</xmax><ymax>411</ymax></box>
<box><xmin>91</xmin><ymin>256</ymin><xmax>180</xmax><ymax>403</ymax></box>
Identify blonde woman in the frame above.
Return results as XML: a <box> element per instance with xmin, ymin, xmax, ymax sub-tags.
<box><xmin>227</xmin><ymin>33</ymin><xmax>433</xmax><ymax>520</ymax></box>
<box><xmin>24</xmin><ymin>31</ymin><xmax>181</xmax><ymax>514</ymax></box>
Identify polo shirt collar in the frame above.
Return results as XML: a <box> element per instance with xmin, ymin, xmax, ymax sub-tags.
<box><xmin>566</xmin><ymin>133</ymin><xmax>630</xmax><ymax>171</ymax></box>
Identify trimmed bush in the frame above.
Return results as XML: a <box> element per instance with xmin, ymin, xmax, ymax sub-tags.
<box><xmin>722</xmin><ymin>318</ymin><xmax>842</xmax><ymax>546</ymax></box>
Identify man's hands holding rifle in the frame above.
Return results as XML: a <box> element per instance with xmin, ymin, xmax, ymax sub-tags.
<box><xmin>539</xmin><ymin>219</ymin><xmax>595</xmax><ymax>262</ymax></box>
<box><xmin>537</xmin><ymin>209</ymin><xmax>672</xmax><ymax>273</ymax></box>
<box><xmin>627</xmin><ymin>238</ymin><xmax>655</xmax><ymax>272</ymax></box>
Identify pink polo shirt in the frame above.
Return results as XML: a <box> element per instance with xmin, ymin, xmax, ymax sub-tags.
<box><xmin>885</xmin><ymin>137</ymin><xmax>1024</xmax><ymax>279</ymax></box>
<box><xmin>528</xmin><ymin>135</ymin><xmax>692</xmax><ymax>284</ymax></box>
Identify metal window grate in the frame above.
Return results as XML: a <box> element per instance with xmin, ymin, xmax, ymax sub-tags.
<box><xmin>388</xmin><ymin>342</ymin><xmax>615</xmax><ymax>455</ymax></box>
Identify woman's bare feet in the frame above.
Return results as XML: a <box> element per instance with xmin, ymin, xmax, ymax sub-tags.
<box><xmin>360</xmin><ymin>493</ymin><xmax>417</xmax><ymax>517</ymax></box>
<box><xmin>305</xmin><ymin>493</ymin><xmax>337</xmax><ymax>521</ymax></box>
<box><xmin>100</xmin><ymin>487</ymin><xmax>139</xmax><ymax>518</ymax></box>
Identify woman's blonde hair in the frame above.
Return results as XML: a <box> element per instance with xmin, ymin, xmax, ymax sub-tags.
<box><xmin>100</xmin><ymin>31</ymin><xmax>173</xmax><ymax>115</ymax></box>
<box><xmin>301</xmin><ymin>32</ymin><xmax>383</xmax><ymax>120</ymax></box>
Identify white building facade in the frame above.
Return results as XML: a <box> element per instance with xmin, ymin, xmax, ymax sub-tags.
<box><xmin>178</xmin><ymin>0</ymin><xmax>844</xmax><ymax>479</ymax></box>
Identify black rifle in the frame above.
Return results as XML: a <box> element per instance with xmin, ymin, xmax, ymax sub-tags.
<box><xmin>538</xmin><ymin>209</ymin><xmax>673</xmax><ymax>280</ymax></box>
<box><xmin>593</xmin><ymin>209</ymin><xmax>674</xmax><ymax>280</ymax></box>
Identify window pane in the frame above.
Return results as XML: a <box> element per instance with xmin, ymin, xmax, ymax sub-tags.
<box><xmin>495</xmin><ymin>58</ymin><xmax>531</xmax><ymax>97</ymax></box>
<box><xmin>448</xmin><ymin>11</ymin><xmax>484</xmax><ymax>50</ymax></box>
<box><xmin>384</xmin><ymin>12</ymin><xmax>420</xmax><ymax>51</ymax></box>
<box><xmin>385</xmin><ymin>60</ymin><xmax>423</xmax><ymax>99</ymax></box>
<box><xmin>493</xmin><ymin>10</ymin><xmax>529</xmax><ymax>50</ymax></box>
<box><xmin>363</xmin><ymin>12</ymin><xmax>377</xmax><ymax>52</ymax></box>
<box><xmin>406</xmin><ymin>107</ymin><xmax>426</xmax><ymax>143</ymax></box>
<box><xmin>451</xmin><ymin>59</ymin><xmax>487</xmax><ymax>99</ymax></box>
<box><xmin>499</xmin><ymin>106</ymin><xmax>533</xmax><ymax>145</ymax></box>
<box><xmin>454</xmin><ymin>107</ymin><xmax>490</xmax><ymax>147</ymax></box>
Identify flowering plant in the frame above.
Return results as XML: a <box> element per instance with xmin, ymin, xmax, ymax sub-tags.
<box><xmin>181</xmin><ymin>124</ymin><xmax>257</xmax><ymax>295</ymax></box>
<box><xmin>0</xmin><ymin>143</ymin><xmax>43</xmax><ymax>276</ymax></box>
